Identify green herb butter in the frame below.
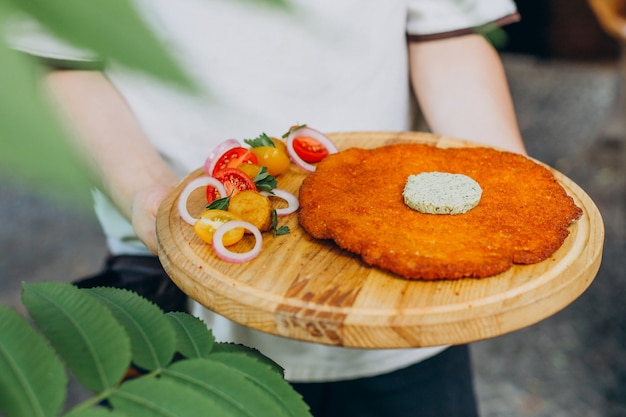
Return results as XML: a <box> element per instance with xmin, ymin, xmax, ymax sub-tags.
<box><xmin>402</xmin><ymin>172</ymin><xmax>482</xmax><ymax>215</ymax></box>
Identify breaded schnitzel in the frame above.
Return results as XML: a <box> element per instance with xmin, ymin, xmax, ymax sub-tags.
<box><xmin>298</xmin><ymin>143</ymin><xmax>583</xmax><ymax>280</ymax></box>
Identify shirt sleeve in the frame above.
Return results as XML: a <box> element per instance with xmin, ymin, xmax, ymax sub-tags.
<box><xmin>5</xmin><ymin>15</ymin><xmax>103</xmax><ymax>69</ymax></box>
<box><xmin>406</xmin><ymin>0</ymin><xmax>519</xmax><ymax>41</ymax></box>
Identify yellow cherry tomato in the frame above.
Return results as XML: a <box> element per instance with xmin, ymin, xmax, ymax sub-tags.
<box><xmin>194</xmin><ymin>210</ymin><xmax>244</xmax><ymax>246</ymax></box>
<box><xmin>250</xmin><ymin>146</ymin><xmax>290</xmax><ymax>176</ymax></box>
<box><xmin>270</xmin><ymin>137</ymin><xmax>288</xmax><ymax>155</ymax></box>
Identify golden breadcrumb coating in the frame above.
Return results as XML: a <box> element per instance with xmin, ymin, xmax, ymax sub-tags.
<box><xmin>298</xmin><ymin>143</ymin><xmax>583</xmax><ymax>280</ymax></box>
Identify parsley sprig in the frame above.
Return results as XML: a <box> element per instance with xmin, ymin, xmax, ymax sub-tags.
<box><xmin>253</xmin><ymin>166</ymin><xmax>277</xmax><ymax>193</ymax></box>
<box><xmin>244</xmin><ymin>133</ymin><xmax>275</xmax><ymax>148</ymax></box>
<box><xmin>271</xmin><ymin>210</ymin><xmax>290</xmax><ymax>236</ymax></box>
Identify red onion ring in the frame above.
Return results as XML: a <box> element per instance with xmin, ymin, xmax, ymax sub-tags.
<box><xmin>285</xmin><ymin>126</ymin><xmax>338</xmax><ymax>172</ymax></box>
<box><xmin>203</xmin><ymin>139</ymin><xmax>242</xmax><ymax>175</ymax></box>
<box><xmin>261</xmin><ymin>189</ymin><xmax>299</xmax><ymax>216</ymax></box>
<box><xmin>178</xmin><ymin>176</ymin><xmax>227</xmax><ymax>225</ymax></box>
<box><xmin>212</xmin><ymin>220</ymin><xmax>263</xmax><ymax>263</ymax></box>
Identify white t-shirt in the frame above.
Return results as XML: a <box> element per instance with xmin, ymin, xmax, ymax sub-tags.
<box><xmin>10</xmin><ymin>0</ymin><xmax>517</xmax><ymax>382</ymax></box>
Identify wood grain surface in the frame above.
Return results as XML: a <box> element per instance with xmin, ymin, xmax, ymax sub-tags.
<box><xmin>156</xmin><ymin>131</ymin><xmax>604</xmax><ymax>348</ymax></box>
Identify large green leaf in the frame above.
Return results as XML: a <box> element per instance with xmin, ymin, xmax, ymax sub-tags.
<box><xmin>21</xmin><ymin>282</ymin><xmax>132</xmax><ymax>392</ymax></box>
<box><xmin>0</xmin><ymin>0</ymin><xmax>291</xmax><ymax>207</ymax></box>
<box><xmin>165</xmin><ymin>312</ymin><xmax>215</xmax><ymax>359</ymax></box>
<box><xmin>212</xmin><ymin>341</ymin><xmax>284</xmax><ymax>375</ymax></box>
<box><xmin>6</xmin><ymin>0</ymin><xmax>193</xmax><ymax>90</ymax></box>
<box><xmin>63</xmin><ymin>406</ymin><xmax>128</xmax><ymax>417</ymax></box>
<box><xmin>208</xmin><ymin>352</ymin><xmax>311</xmax><ymax>417</ymax></box>
<box><xmin>0</xmin><ymin>30</ymin><xmax>92</xmax><ymax>207</ymax></box>
<box><xmin>110</xmin><ymin>376</ymin><xmax>236</xmax><ymax>417</ymax></box>
<box><xmin>163</xmin><ymin>358</ymin><xmax>298</xmax><ymax>417</ymax></box>
<box><xmin>0</xmin><ymin>306</ymin><xmax>67</xmax><ymax>417</ymax></box>
<box><xmin>87</xmin><ymin>287</ymin><xmax>176</xmax><ymax>371</ymax></box>
<box><xmin>0</xmin><ymin>0</ymin><xmax>185</xmax><ymax>208</ymax></box>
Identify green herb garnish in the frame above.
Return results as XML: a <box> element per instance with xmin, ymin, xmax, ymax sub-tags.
<box><xmin>244</xmin><ymin>133</ymin><xmax>275</xmax><ymax>148</ymax></box>
<box><xmin>274</xmin><ymin>225</ymin><xmax>290</xmax><ymax>236</ymax></box>
<box><xmin>253</xmin><ymin>166</ymin><xmax>278</xmax><ymax>193</ymax></box>
<box><xmin>271</xmin><ymin>210</ymin><xmax>290</xmax><ymax>236</ymax></box>
<box><xmin>206</xmin><ymin>196</ymin><xmax>230</xmax><ymax>210</ymax></box>
<box><xmin>281</xmin><ymin>124</ymin><xmax>307</xmax><ymax>139</ymax></box>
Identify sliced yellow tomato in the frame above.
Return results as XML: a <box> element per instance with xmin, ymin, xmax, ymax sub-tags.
<box><xmin>194</xmin><ymin>210</ymin><xmax>245</xmax><ymax>246</ymax></box>
<box><xmin>250</xmin><ymin>146</ymin><xmax>290</xmax><ymax>176</ymax></box>
<box><xmin>237</xmin><ymin>163</ymin><xmax>262</xmax><ymax>180</ymax></box>
<box><xmin>228</xmin><ymin>190</ymin><xmax>273</xmax><ymax>232</ymax></box>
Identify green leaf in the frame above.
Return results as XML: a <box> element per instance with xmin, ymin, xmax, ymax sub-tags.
<box><xmin>0</xmin><ymin>306</ymin><xmax>67</xmax><ymax>417</ymax></box>
<box><xmin>21</xmin><ymin>282</ymin><xmax>132</xmax><ymax>392</ymax></box>
<box><xmin>206</xmin><ymin>196</ymin><xmax>230</xmax><ymax>211</ymax></box>
<box><xmin>87</xmin><ymin>287</ymin><xmax>176</xmax><ymax>371</ymax></box>
<box><xmin>63</xmin><ymin>406</ymin><xmax>128</xmax><ymax>417</ymax></box>
<box><xmin>244</xmin><ymin>132</ymin><xmax>276</xmax><ymax>148</ymax></box>
<box><xmin>254</xmin><ymin>166</ymin><xmax>278</xmax><ymax>192</ymax></box>
<box><xmin>271</xmin><ymin>210</ymin><xmax>291</xmax><ymax>237</ymax></box>
<box><xmin>165</xmin><ymin>312</ymin><xmax>215</xmax><ymax>359</ymax></box>
<box><xmin>475</xmin><ymin>23</ymin><xmax>509</xmax><ymax>49</ymax></box>
<box><xmin>281</xmin><ymin>124</ymin><xmax>307</xmax><ymax>139</ymax></box>
<box><xmin>208</xmin><ymin>352</ymin><xmax>311</xmax><ymax>417</ymax></box>
<box><xmin>274</xmin><ymin>225</ymin><xmax>291</xmax><ymax>236</ymax></box>
<box><xmin>211</xmin><ymin>342</ymin><xmax>284</xmax><ymax>375</ymax></box>
<box><xmin>0</xmin><ymin>31</ymin><xmax>92</xmax><ymax>207</ymax></box>
<box><xmin>164</xmin><ymin>358</ymin><xmax>298</xmax><ymax>417</ymax></box>
<box><xmin>110</xmin><ymin>376</ymin><xmax>235</xmax><ymax>417</ymax></box>
<box><xmin>7</xmin><ymin>0</ymin><xmax>193</xmax><ymax>90</ymax></box>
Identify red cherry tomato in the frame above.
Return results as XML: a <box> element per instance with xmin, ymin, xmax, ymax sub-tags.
<box><xmin>212</xmin><ymin>147</ymin><xmax>258</xmax><ymax>176</ymax></box>
<box><xmin>292</xmin><ymin>136</ymin><xmax>329</xmax><ymax>163</ymax></box>
<box><xmin>206</xmin><ymin>168</ymin><xmax>256</xmax><ymax>203</ymax></box>
<box><xmin>206</xmin><ymin>186</ymin><xmax>222</xmax><ymax>204</ymax></box>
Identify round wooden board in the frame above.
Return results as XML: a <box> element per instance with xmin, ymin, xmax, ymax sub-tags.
<box><xmin>156</xmin><ymin>131</ymin><xmax>604</xmax><ymax>348</ymax></box>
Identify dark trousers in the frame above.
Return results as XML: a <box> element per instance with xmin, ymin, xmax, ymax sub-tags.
<box><xmin>74</xmin><ymin>255</ymin><xmax>188</xmax><ymax>312</ymax></box>
<box><xmin>292</xmin><ymin>345</ymin><xmax>479</xmax><ymax>417</ymax></box>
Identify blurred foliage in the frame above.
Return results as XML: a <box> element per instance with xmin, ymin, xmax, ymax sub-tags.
<box><xmin>476</xmin><ymin>23</ymin><xmax>510</xmax><ymax>50</ymax></box>
<box><xmin>0</xmin><ymin>0</ymin><xmax>285</xmax><ymax>208</ymax></box>
<box><xmin>0</xmin><ymin>0</ymin><xmax>505</xmax><ymax>208</ymax></box>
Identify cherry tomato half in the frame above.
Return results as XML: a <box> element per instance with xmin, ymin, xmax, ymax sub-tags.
<box><xmin>250</xmin><ymin>146</ymin><xmax>290</xmax><ymax>176</ymax></box>
<box><xmin>212</xmin><ymin>147</ymin><xmax>258</xmax><ymax>176</ymax></box>
<box><xmin>293</xmin><ymin>136</ymin><xmax>329</xmax><ymax>163</ymax></box>
<box><xmin>206</xmin><ymin>167</ymin><xmax>256</xmax><ymax>203</ymax></box>
<box><xmin>194</xmin><ymin>210</ymin><xmax>244</xmax><ymax>246</ymax></box>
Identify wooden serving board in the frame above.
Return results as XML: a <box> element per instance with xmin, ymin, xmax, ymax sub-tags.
<box><xmin>156</xmin><ymin>131</ymin><xmax>604</xmax><ymax>348</ymax></box>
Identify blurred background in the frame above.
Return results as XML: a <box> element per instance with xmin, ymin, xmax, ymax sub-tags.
<box><xmin>1</xmin><ymin>0</ymin><xmax>625</xmax><ymax>416</ymax></box>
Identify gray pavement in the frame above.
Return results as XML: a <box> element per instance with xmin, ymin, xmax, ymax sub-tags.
<box><xmin>472</xmin><ymin>54</ymin><xmax>626</xmax><ymax>417</ymax></box>
<box><xmin>1</xmin><ymin>53</ymin><xmax>625</xmax><ymax>416</ymax></box>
